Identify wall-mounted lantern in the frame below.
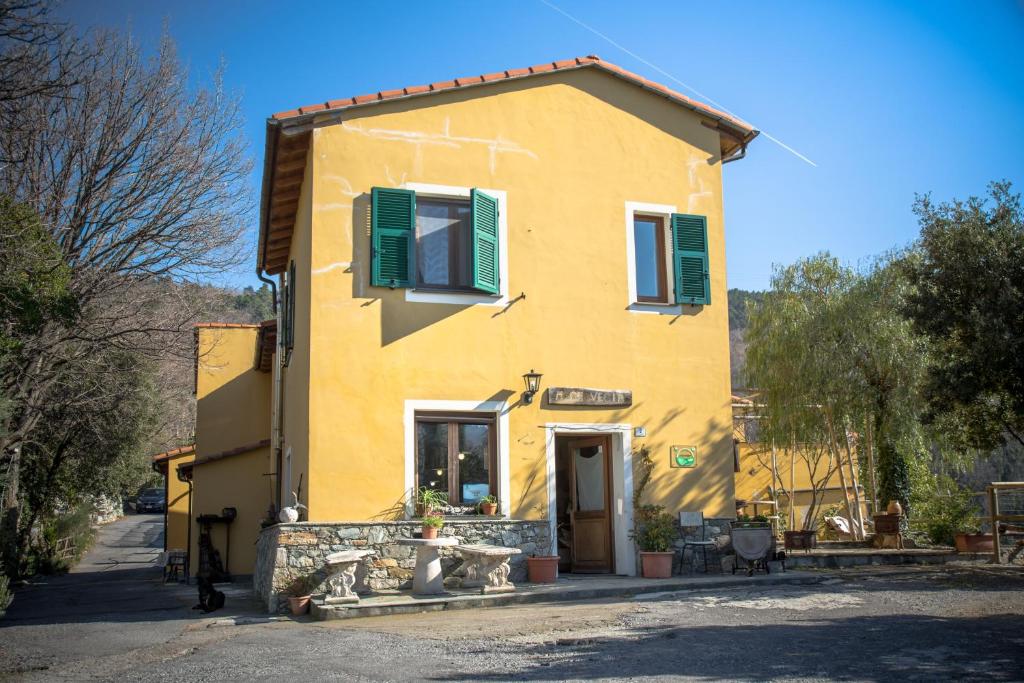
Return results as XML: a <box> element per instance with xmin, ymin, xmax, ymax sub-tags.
<box><xmin>522</xmin><ymin>369</ymin><xmax>543</xmax><ymax>405</ymax></box>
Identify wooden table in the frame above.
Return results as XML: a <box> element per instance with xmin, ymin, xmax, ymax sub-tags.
<box><xmin>397</xmin><ymin>537</ymin><xmax>459</xmax><ymax>595</ymax></box>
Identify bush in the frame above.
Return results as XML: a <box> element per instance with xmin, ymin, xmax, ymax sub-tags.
<box><xmin>914</xmin><ymin>479</ymin><xmax>980</xmax><ymax>547</ymax></box>
<box><xmin>26</xmin><ymin>501</ymin><xmax>96</xmax><ymax>576</ymax></box>
<box><xmin>632</xmin><ymin>504</ymin><xmax>678</xmax><ymax>552</ymax></box>
<box><xmin>0</xmin><ymin>575</ymin><xmax>11</xmax><ymax>618</ymax></box>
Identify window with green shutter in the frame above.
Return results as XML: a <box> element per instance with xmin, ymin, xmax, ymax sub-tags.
<box><xmin>371</xmin><ymin>187</ymin><xmax>415</xmax><ymax>288</ymax></box>
<box><xmin>371</xmin><ymin>186</ymin><xmax>501</xmax><ymax>296</ymax></box>
<box><xmin>671</xmin><ymin>213</ymin><xmax>710</xmax><ymax>305</ymax></box>
<box><xmin>470</xmin><ymin>189</ymin><xmax>500</xmax><ymax>294</ymax></box>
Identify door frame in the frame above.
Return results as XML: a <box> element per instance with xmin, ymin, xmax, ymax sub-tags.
<box><xmin>544</xmin><ymin>423</ymin><xmax>636</xmax><ymax>576</ymax></box>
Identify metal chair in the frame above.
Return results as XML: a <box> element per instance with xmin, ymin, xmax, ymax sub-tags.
<box><xmin>678</xmin><ymin>511</ymin><xmax>719</xmax><ymax>574</ymax></box>
<box><xmin>163</xmin><ymin>549</ymin><xmax>187</xmax><ymax>583</ymax></box>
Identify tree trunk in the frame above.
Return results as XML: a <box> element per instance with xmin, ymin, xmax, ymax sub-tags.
<box><xmin>874</xmin><ymin>410</ymin><xmax>911</xmax><ymax>528</ymax></box>
<box><xmin>825</xmin><ymin>413</ymin><xmax>856</xmax><ymax>538</ymax></box>
<box><xmin>1</xmin><ymin>447</ymin><xmax>21</xmax><ymax>578</ymax></box>
<box><xmin>864</xmin><ymin>418</ymin><xmax>880</xmax><ymax>515</ymax></box>
<box><xmin>842</xmin><ymin>424</ymin><xmax>866</xmax><ymax>540</ymax></box>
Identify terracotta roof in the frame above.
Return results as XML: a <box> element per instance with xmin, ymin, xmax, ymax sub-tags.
<box><xmin>194</xmin><ymin>438</ymin><xmax>271</xmax><ymax>467</ymax></box>
<box><xmin>271</xmin><ymin>55</ymin><xmax>755</xmax><ymax>137</ymax></box>
<box><xmin>258</xmin><ymin>55</ymin><xmax>759</xmax><ymax>276</ymax></box>
<box><xmin>194</xmin><ymin>322</ymin><xmax>262</xmax><ymax>329</ymax></box>
<box><xmin>151</xmin><ymin>444</ymin><xmax>196</xmax><ymax>463</ymax></box>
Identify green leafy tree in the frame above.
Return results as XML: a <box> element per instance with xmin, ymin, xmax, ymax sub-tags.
<box><xmin>746</xmin><ymin>254</ymin><xmax>930</xmax><ymax>527</ymax></box>
<box><xmin>900</xmin><ymin>181</ymin><xmax>1024</xmax><ymax>450</ymax></box>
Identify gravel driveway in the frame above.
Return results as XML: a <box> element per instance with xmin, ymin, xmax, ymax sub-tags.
<box><xmin>2</xmin><ymin>515</ymin><xmax>1022</xmax><ymax>681</ymax></box>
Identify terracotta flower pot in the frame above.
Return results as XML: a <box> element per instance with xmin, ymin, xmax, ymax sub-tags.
<box><xmin>954</xmin><ymin>532</ymin><xmax>993</xmax><ymax>553</ymax></box>
<box><xmin>480</xmin><ymin>502</ymin><xmax>498</xmax><ymax>516</ymax></box>
<box><xmin>422</xmin><ymin>526</ymin><xmax>439</xmax><ymax>540</ymax></box>
<box><xmin>886</xmin><ymin>500</ymin><xmax>903</xmax><ymax>516</ymax></box>
<box><xmin>527</xmin><ymin>556</ymin><xmax>559</xmax><ymax>583</ymax></box>
<box><xmin>288</xmin><ymin>595</ymin><xmax>311</xmax><ymax>615</ymax></box>
<box><xmin>640</xmin><ymin>551</ymin><xmax>674</xmax><ymax>578</ymax></box>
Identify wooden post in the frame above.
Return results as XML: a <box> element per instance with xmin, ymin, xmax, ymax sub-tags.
<box><xmin>789</xmin><ymin>436</ymin><xmax>797</xmax><ymax>532</ymax></box>
<box><xmin>865</xmin><ymin>419</ymin><xmax>879</xmax><ymax>516</ymax></box>
<box><xmin>825</xmin><ymin>414</ymin><xmax>856</xmax><ymax>539</ymax></box>
<box><xmin>989</xmin><ymin>485</ymin><xmax>1001</xmax><ymax>564</ymax></box>
<box><xmin>843</xmin><ymin>425</ymin><xmax>866</xmax><ymax>541</ymax></box>
<box><xmin>770</xmin><ymin>440</ymin><xmax>780</xmax><ymax>533</ymax></box>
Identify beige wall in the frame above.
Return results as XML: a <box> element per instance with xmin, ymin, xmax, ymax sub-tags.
<box><xmin>281</xmin><ymin>68</ymin><xmax>736</xmax><ymax>524</ymax></box>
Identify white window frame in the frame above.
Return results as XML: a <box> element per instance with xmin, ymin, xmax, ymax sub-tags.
<box><xmin>404</xmin><ymin>399</ymin><xmax>511</xmax><ymax>517</ymax></box>
<box><xmin>402</xmin><ymin>182</ymin><xmax>509</xmax><ymax>306</ymax></box>
<box><xmin>624</xmin><ymin>200</ymin><xmax>682</xmax><ymax>315</ymax></box>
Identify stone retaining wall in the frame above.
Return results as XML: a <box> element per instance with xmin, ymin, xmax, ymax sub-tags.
<box><xmin>255</xmin><ymin>519</ymin><xmax>552</xmax><ymax>613</ymax></box>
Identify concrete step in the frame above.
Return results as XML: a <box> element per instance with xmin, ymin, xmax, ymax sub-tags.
<box><xmin>310</xmin><ymin>570</ymin><xmax>827</xmax><ymax>620</ymax></box>
<box><xmin>786</xmin><ymin>549</ymin><xmax>985</xmax><ymax>569</ymax></box>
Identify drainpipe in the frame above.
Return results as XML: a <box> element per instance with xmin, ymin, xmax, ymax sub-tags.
<box><xmin>257</xmin><ymin>267</ymin><xmax>285</xmax><ymax>513</ymax></box>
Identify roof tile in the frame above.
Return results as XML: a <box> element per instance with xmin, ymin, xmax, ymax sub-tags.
<box><xmin>268</xmin><ymin>55</ymin><xmax>756</xmax><ymax>136</ymax></box>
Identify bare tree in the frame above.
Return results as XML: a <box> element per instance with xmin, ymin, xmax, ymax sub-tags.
<box><xmin>0</xmin><ymin>26</ymin><xmax>252</xmax><ymax>575</ymax></box>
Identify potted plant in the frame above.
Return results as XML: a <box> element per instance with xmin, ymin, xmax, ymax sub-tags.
<box><xmin>478</xmin><ymin>495</ymin><xmax>499</xmax><ymax>516</ymax></box>
<box><xmin>632</xmin><ymin>504</ymin><xmax>677</xmax><ymax>578</ymax></box>
<box><xmin>526</xmin><ymin>554</ymin><xmax>559</xmax><ymax>583</ymax></box>
<box><xmin>733</xmin><ymin>513</ymin><xmax>771</xmax><ymax>529</ymax></box>
<box><xmin>924</xmin><ymin>486</ymin><xmax>990</xmax><ymax>552</ymax></box>
<box><xmin>285</xmin><ymin>575</ymin><xmax>318</xmax><ymax>616</ymax></box>
<box><xmin>421</xmin><ymin>514</ymin><xmax>444</xmax><ymax>539</ymax></box>
<box><xmin>416</xmin><ymin>487</ymin><xmax>448</xmax><ymax>516</ymax></box>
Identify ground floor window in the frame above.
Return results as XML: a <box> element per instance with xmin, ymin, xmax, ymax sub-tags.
<box><xmin>415</xmin><ymin>412</ymin><xmax>496</xmax><ymax>506</ymax></box>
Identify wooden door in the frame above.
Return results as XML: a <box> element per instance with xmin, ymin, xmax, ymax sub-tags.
<box><xmin>568</xmin><ymin>436</ymin><xmax>613</xmax><ymax>573</ymax></box>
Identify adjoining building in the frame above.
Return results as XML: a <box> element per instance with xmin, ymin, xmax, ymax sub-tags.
<box><xmin>185</xmin><ymin>55</ymin><xmax>759</xmax><ymax>610</ymax></box>
<box><xmin>732</xmin><ymin>393</ymin><xmax>869</xmax><ymax>535</ymax></box>
<box><xmin>151</xmin><ymin>444</ymin><xmax>196</xmax><ymax>561</ymax></box>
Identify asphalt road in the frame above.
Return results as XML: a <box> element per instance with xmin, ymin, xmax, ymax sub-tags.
<box><xmin>2</xmin><ymin>515</ymin><xmax>1023</xmax><ymax>681</ymax></box>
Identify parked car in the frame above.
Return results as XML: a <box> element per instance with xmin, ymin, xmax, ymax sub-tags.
<box><xmin>136</xmin><ymin>488</ymin><xmax>166</xmax><ymax>513</ymax></box>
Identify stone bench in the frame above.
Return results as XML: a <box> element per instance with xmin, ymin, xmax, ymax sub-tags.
<box><xmin>455</xmin><ymin>544</ymin><xmax>522</xmax><ymax>594</ymax></box>
<box><xmin>324</xmin><ymin>549</ymin><xmax>375</xmax><ymax>604</ymax></box>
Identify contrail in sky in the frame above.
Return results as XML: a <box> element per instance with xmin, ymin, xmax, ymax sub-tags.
<box><xmin>539</xmin><ymin>0</ymin><xmax>818</xmax><ymax>167</ymax></box>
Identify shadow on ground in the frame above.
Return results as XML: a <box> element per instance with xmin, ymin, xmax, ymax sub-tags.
<box><xmin>441</xmin><ymin>612</ymin><xmax>1024</xmax><ymax>681</ymax></box>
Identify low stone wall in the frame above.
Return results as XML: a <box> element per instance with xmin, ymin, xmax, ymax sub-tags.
<box><xmin>255</xmin><ymin>519</ymin><xmax>552</xmax><ymax>613</ymax></box>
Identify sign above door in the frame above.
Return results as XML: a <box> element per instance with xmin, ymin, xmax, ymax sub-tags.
<box><xmin>546</xmin><ymin>387</ymin><xmax>632</xmax><ymax>407</ymax></box>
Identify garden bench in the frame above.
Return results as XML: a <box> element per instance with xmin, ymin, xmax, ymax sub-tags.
<box><xmin>455</xmin><ymin>544</ymin><xmax>521</xmax><ymax>594</ymax></box>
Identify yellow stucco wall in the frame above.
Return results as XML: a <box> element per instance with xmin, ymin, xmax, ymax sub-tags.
<box><xmin>284</xmin><ymin>68</ymin><xmax>736</xmax><ymax>523</ymax></box>
<box><xmin>735</xmin><ymin>442</ymin><xmax>867</xmax><ymax>528</ymax></box>
<box><xmin>191</xmin><ymin>448</ymin><xmax>270</xmax><ymax>577</ymax></box>
<box><xmin>192</xmin><ymin>326</ymin><xmax>272</xmax><ymax>576</ymax></box>
<box><xmin>164</xmin><ymin>451</ymin><xmax>195</xmax><ymax>552</ymax></box>
<box><xmin>280</xmin><ymin>162</ymin><xmax>313</xmax><ymax>511</ymax></box>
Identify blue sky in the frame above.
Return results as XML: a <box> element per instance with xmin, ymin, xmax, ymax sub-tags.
<box><xmin>59</xmin><ymin>1</ymin><xmax>1024</xmax><ymax>291</ymax></box>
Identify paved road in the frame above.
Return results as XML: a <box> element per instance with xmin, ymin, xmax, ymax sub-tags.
<box><xmin>2</xmin><ymin>515</ymin><xmax>1023</xmax><ymax>681</ymax></box>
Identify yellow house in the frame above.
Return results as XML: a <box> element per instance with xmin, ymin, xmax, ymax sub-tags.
<box><xmin>190</xmin><ymin>323</ymin><xmax>274</xmax><ymax>578</ymax></box>
<box><xmin>152</xmin><ymin>444</ymin><xmax>195</xmax><ymax>558</ymax></box>
<box><xmin>194</xmin><ymin>55</ymin><xmax>760</xmax><ymax>604</ymax></box>
<box><xmin>732</xmin><ymin>394</ymin><xmax>869</xmax><ymax>533</ymax></box>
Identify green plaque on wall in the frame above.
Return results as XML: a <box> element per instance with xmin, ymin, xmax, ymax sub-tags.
<box><xmin>670</xmin><ymin>445</ymin><xmax>696</xmax><ymax>468</ymax></box>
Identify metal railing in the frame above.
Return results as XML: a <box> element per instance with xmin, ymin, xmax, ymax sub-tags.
<box><xmin>988</xmin><ymin>482</ymin><xmax>1024</xmax><ymax>564</ymax></box>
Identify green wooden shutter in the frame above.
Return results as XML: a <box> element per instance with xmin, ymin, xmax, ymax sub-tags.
<box><xmin>671</xmin><ymin>213</ymin><xmax>710</xmax><ymax>305</ymax></box>
<box><xmin>470</xmin><ymin>189</ymin><xmax>500</xmax><ymax>294</ymax></box>
<box><xmin>371</xmin><ymin>187</ymin><xmax>415</xmax><ymax>288</ymax></box>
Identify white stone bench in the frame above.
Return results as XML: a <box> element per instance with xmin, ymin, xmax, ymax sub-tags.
<box><xmin>324</xmin><ymin>549</ymin><xmax>375</xmax><ymax>604</ymax></box>
<box><xmin>455</xmin><ymin>544</ymin><xmax>522</xmax><ymax>594</ymax></box>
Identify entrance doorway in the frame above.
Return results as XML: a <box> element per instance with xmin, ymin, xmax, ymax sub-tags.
<box><xmin>555</xmin><ymin>434</ymin><xmax>614</xmax><ymax>573</ymax></box>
